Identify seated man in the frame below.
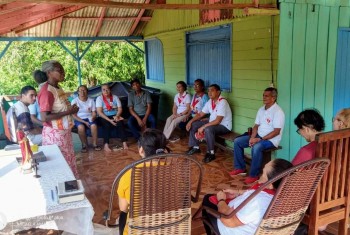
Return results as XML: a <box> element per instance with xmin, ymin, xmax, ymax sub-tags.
<box><xmin>127</xmin><ymin>78</ymin><xmax>156</xmax><ymax>140</ymax></box>
<box><xmin>7</xmin><ymin>86</ymin><xmax>42</xmax><ymax>145</ymax></box>
<box><xmin>28</xmin><ymin>69</ymin><xmax>46</xmax><ymax>128</ymax></box>
<box><xmin>186</xmin><ymin>84</ymin><xmax>232</xmax><ymax>163</ymax></box>
<box><xmin>230</xmin><ymin>87</ymin><xmax>285</xmax><ymax>185</ymax></box>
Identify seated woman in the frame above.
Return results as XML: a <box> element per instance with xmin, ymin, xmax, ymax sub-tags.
<box><xmin>117</xmin><ymin>128</ymin><xmax>169</xmax><ymax>235</ymax></box>
<box><xmin>291</xmin><ymin>109</ymin><xmax>325</xmax><ymax>165</ymax></box>
<box><xmin>201</xmin><ymin>158</ymin><xmax>293</xmax><ymax>235</ymax></box>
<box><xmin>71</xmin><ymin>85</ymin><xmax>101</xmax><ymax>152</ymax></box>
<box><xmin>96</xmin><ymin>84</ymin><xmax>128</xmax><ymax>152</ymax></box>
<box><xmin>179</xmin><ymin>78</ymin><xmax>209</xmax><ymax>130</ymax></box>
<box><xmin>333</xmin><ymin>108</ymin><xmax>350</xmax><ymax>130</ymax></box>
<box><xmin>163</xmin><ymin>81</ymin><xmax>191</xmax><ymax>141</ymax></box>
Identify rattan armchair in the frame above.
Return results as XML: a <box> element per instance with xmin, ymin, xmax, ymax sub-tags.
<box><xmin>197</xmin><ymin>158</ymin><xmax>330</xmax><ymax>235</ymax></box>
<box><xmin>104</xmin><ymin>153</ymin><xmax>203</xmax><ymax>235</ymax></box>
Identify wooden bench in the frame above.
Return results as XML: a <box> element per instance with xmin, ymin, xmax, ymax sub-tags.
<box><xmin>215</xmin><ymin>131</ymin><xmax>282</xmax><ymax>169</ymax></box>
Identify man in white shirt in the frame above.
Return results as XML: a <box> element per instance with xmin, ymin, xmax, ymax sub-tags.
<box><xmin>186</xmin><ymin>84</ymin><xmax>232</xmax><ymax>163</ymax></box>
<box><xmin>230</xmin><ymin>87</ymin><xmax>285</xmax><ymax>184</ymax></box>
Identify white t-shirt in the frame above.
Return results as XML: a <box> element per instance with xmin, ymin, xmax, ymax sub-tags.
<box><xmin>255</xmin><ymin>103</ymin><xmax>285</xmax><ymax>147</ymax></box>
<box><xmin>217</xmin><ymin>190</ymin><xmax>273</xmax><ymax>235</ymax></box>
<box><xmin>95</xmin><ymin>95</ymin><xmax>121</xmax><ymax>116</ymax></box>
<box><xmin>201</xmin><ymin>96</ymin><xmax>232</xmax><ymax>130</ymax></box>
<box><xmin>174</xmin><ymin>92</ymin><xmax>191</xmax><ymax>114</ymax></box>
<box><xmin>71</xmin><ymin>97</ymin><xmax>96</xmax><ymax>120</ymax></box>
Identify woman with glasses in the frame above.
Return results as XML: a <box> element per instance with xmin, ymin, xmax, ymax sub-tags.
<box><xmin>291</xmin><ymin>109</ymin><xmax>325</xmax><ymax>165</ymax></box>
<box><xmin>37</xmin><ymin>60</ymin><xmax>80</xmax><ymax>177</ymax></box>
<box><xmin>117</xmin><ymin>129</ymin><xmax>169</xmax><ymax>235</ymax></box>
<box><xmin>71</xmin><ymin>85</ymin><xmax>101</xmax><ymax>152</ymax></box>
<box><xmin>333</xmin><ymin>108</ymin><xmax>350</xmax><ymax>130</ymax></box>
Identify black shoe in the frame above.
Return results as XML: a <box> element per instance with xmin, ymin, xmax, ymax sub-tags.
<box><xmin>187</xmin><ymin>147</ymin><xmax>201</xmax><ymax>155</ymax></box>
<box><xmin>202</xmin><ymin>153</ymin><xmax>215</xmax><ymax>163</ymax></box>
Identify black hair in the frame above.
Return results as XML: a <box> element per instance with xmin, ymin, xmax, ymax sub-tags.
<box><xmin>194</xmin><ymin>79</ymin><xmax>205</xmax><ymax>91</ymax></box>
<box><xmin>176</xmin><ymin>81</ymin><xmax>187</xmax><ymax>91</ymax></box>
<box><xmin>138</xmin><ymin>129</ymin><xmax>169</xmax><ymax>157</ymax></box>
<box><xmin>209</xmin><ymin>84</ymin><xmax>221</xmax><ymax>91</ymax></box>
<box><xmin>20</xmin><ymin>85</ymin><xmax>36</xmax><ymax>96</ymax></box>
<box><xmin>294</xmin><ymin>109</ymin><xmax>325</xmax><ymax>131</ymax></box>
<box><xmin>77</xmin><ymin>85</ymin><xmax>88</xmax><ymax>92</ymax></box>
<box><xmin>264</xmin><ymin>87</ymin><xmax>278</xmax><ymax>98</ymax></box>
<box><xmin>267</xmin><ymin>159</ymin><xmax>293</xmax><ymax>189</ymax></box>
<box><xmin>33</xmin><ymin>70</ymin><xmax>48</xmax><ymax>84</ymax></box>
<box><xmin>130</xmin><ymin>78</ymin><xmax>141</xmax><ymax>86</ymax></box>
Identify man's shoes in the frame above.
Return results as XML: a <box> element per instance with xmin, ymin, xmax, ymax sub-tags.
<box><xmin>244</xmin><ymin>176</ymin><xmax>259</xmax><ymax>184</ymax></box>
<box><xmin>187</xmin><ymin>147</ymin><xmax>201</xmax><ymax>155</ymax></box>
<box><xmin>229</xmin><ymin>169</ymin><xmax>247</xmax><ymax>176</ymax></box>
<box><xmin>202</xmin><ymin>152</ymin><xmax>216</xmax><ymax>163</ymax></box>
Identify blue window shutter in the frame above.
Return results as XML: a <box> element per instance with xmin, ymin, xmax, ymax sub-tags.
<box><xmin>334</xmin><ymin>29</ymin><xmax>350</xmax><ymax>115</ymax></box>
<box><xmin>186</xmin><ymin>24</ymin><xmax>232</xmax><ymax>91</ymax></box>
<box><xmin>145</xmin><ymin>39</ymin><xmax>164</xmax><ymax>82</ymax></box>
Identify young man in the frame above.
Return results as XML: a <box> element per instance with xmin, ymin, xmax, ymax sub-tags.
<box><xmin>7</xmin><ymin>85</ymin><xmax>42</xmax><ymax>145</ymax></box>
<box><xmin>186</xmin><ymin>84</ymin><xmax>232</xmax><ymax>163</ymax></box>
<box><xmin>230</xmin><ymin>87</ymin><xmax>285</xmax><ymax>184</ymax></box>
<box><xmin>127</xmin><ymin>78</ymin><xmax>156</xmax><ymax>140</ymax></box>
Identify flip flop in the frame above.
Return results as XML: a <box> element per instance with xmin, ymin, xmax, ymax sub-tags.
<box><xmin>81</xmin><ymin>146</ymin><xmax>88</xmax><ymax>153</ymax></box>
<box><xmin>93</xmin><ymin>145</ymin><xmax>102</xmax><ymax>151</ymax></box>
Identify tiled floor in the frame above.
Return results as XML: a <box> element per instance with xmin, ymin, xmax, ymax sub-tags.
<box><xmin>75</xmin><ymin>133</ymin><xmax>343</xmax><ymax>235</ymax></box>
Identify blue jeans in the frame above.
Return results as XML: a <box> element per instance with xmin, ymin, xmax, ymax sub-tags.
<box><xmin>233</xmin><ymin>134</ymin><xmax>274</xmax><ymax>177</ymax></box>
<box><xmin>127</xmin><ymin>114</ymin><xmax>156</xmax><ymax>140</ymax></box>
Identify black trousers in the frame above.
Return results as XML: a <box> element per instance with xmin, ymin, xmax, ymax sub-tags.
<box><xmin>99</xmin><ymin>116</ymin><xmax>127</xmax><ymax>144</ymax></box>
<box><xmin>202</xmin><ymin>194</ymin><xmax>220</xmax><ymax>235</ymax></box>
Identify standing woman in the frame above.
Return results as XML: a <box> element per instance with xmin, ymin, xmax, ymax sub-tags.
<box><xmin>163</xmin><ymin>81</ymin><xmax>191</xmax><ymax>140</ymax></box>
<box><xmin>37</xmin><ymin>60</ymin><xmax>79</xmax><ymax>177</ymax></box>
<box><xmin>96</xmin><ymin>84</ymin><xmax>128</xmax><ymax>152</ymax></box>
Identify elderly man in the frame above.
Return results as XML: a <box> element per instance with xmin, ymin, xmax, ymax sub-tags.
<box><xmin>7</xmin><ymin>85</ymin><xmax>42</xmax><ymax>145</ymax></box>
<box><xmin>186</xmin><ymin>84</ymin><xmax>232</xmax><ymax>163</ymax></box>
<box><xmin>230</xmin><ymin>87</ymin><xmax>285</xmax><ymax>184</ymax></box>
<box><xmin>127</xmin><ymin>78</ymin><xmax>156</xmax><ymax>140</ymax></box>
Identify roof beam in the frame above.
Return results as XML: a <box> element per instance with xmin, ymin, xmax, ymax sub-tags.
<box><xmin>20</xmin><ymin>0</ymin><xmax>277</xmax><ymax>10</ymax></box>
<box><xmin>128</xmin><ymin>0</ymin><xmax>150</xmax><ymax>36</ymax></box>
<box><xmin>64</xmin><ymin>16</ymin><xmax>151</xmax><ymax>21</ymax></box>
<box><xmin>0</xmin><ymin>36</ymin><xmax>143</xmax><ymax>41</ymax></box>
<box><xmin>0</xmin><ymin>2</ymin><xmax>37</xmax><ymax>14</ymax></box>
<box><xmin>14</xmin><ymin>5</ymin><xmax>85</xmax><ymax>34</ymax></box>
<box><xmin>55</xmin><ymin>16</ymin><xmax>63</xmax><ymax>36</ymax></box>
<box><xmin>94</xmin><ymin>7</ymin><xmax>105</xmax><ymax>37</ymax></box>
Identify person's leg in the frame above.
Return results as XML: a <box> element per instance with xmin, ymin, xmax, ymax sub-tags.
<box><xmin>90</xmin><ymin>123</ymin><xmax>99</xmax><ymax>149</ymax></box>
<box><xmin>118</xmin><ymin>211</ymin><xmax>128</xmax><ymax>235</ymax></box>
<box><xmin>233</xmin><ymin>134</ymin><xmax>250</xmax><ymax>171</ymax></box>
<box><xmin>99</xmin><ymin>117</ymin><xmax>113</xmax><ymax>151</ymax></box>
<box><xmin>77</xmin><ymin>123</ymin><xmax>88</xmax><ymax>149</ymax></box>
<box><xmin>127</xmin><ymin>115</ymin><xmax>141</xmax><ymax>140</ymax></box>
<box><xmin>163</xmin><ymin>115</ymin><xmax>184</xmax><ymax>139</ymax></box>
<box><xmin>202</xmin><ymin>194</ymin><xmax>220</xmax><ymax>235</ymax></box>
<box><xmin>204</xmin><ymin>125</ymin><xmax>230</xmax><ymax>153</ymax></box>
<box><xmin>116</xmin><ymin>120</ymin><xmax>128</xmax><ymax>149</ymax></box>
<box><xmin>147</xmin><ymin>114</ymin><xmax>156</xmax><ymax>129</ymax></box>
<box><xmin>189</xmin><ymin>120</ymin><xmax>207</xmax><ymax>147</ymax></box>
<box><xmin>163</xmin><ymin>115</ymin><xmax>174</xmax><ymax>139</ymax></box>
<box><xmin>250</xmin><ymin>140</ymin><xmax>274</xmax><ymax>177</ymax></box>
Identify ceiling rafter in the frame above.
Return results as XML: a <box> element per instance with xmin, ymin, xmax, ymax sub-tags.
<box><xmin>64</xmin><ymin>16</ymin><xmax>151</xmax><ymax>20</ymax></box>
<box><xmin>128</xmin><ymin>0</ymin><xmax>150</xmax><ymax>36</ymax></box>
<box><xmin>94</xmin><ymin>7</ymin><xmax>106</xmax><ymax>37</ymax></box>
<box><xmin>14</xmin><ymin>5</ymin><xmax>85</xmax><ymax>34</ymax></box>
<box><xmin>20</xmin><ymin>0</ymin><xmax>277</xmax><ymax>10</ymax></box>
<box><xmin>0</xmin><ymin>2</ymin><xmax>37</xmax><ymax>14</ymax></box>
<box><xmin>55</xmin><ymin>16</ymin><xmax>63</xmax><ymax>36</ymax></box>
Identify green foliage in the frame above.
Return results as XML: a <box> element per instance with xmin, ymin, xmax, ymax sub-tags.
<box><xmin>0</xmin><ymin>41</ymin><xmax>145</xmax><ymax>95</ymax></box>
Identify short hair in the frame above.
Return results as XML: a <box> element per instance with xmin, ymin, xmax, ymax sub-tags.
<box><xmin>194</xmin><ymin>79</ymin><xmax>205</xmax><ymax>91</ymax></box>
<box><xmin>264</xmin><ymin>87</ymin><xmax>278</xmax><ymax>98</ymax></box>
<box><xmin>33</xmin><ymin>70</ymin><xmax>48</xmax><ymax>84</ymax></box>
<box><xmin>209</xmin><ymin>84</ymin><xmax>221</xmax><ymax>91</ymax></box>
<box><xmin>130</xmin><ymin>78</ymin><xmax>141</xmax><ymax>86</ymax></box>
<box><xmin>20</xmin><ymin>86</ymin><xmax>36</xmax><ymax>96</ymax></box>
<box><xmin>294</xmin><ymin>109</ymin><xmax>325</xmax><ymax>131</ymax></box>
<box><xmin>138</xmin><ymin>129</ymin><xmax>169</xmax><ymax>157</ymax></box>
<box><xmin>336</xmin><ymin>108</ymin><xmax>350</xmax><ymax>128</ymax></box>
<box><xmin>176</xmin><ymin>81</ymin><xmax>187</xmax><ymax>91</ymax></box>
<box><xmin>267</xmin><ymin>159</ymin><xmax>293</xmax><ymax>189</ymax></box>
<box><xmin>41</xmin><ymin>60</ymin><xmax>62</xmax><ymax>74</ymax></box>
<box><xmin>77</xmin><ymin>85</ymin><xmax>88</xmax><ymax>92</ymax></box>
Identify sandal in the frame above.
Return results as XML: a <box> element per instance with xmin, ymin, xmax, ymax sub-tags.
<box><xmin>93</xmin><ymin>145</ymin><xmax>102</xmax><ymax>151</ymax></box>
<box><xmin>81</xmin><ymin>146</ymin><xmax>88</xmax><ymax>153</ymax></box>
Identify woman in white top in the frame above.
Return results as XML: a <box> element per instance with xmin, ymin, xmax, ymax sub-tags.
<box><xmin>71</xmin><ymin>85</ymin><xmax>100</xmax><ymax>152</ymax></box>
<box><xmin>163</xmin><ymin>81</ymin><xmax>191</xmax><ymax>141</ymax></box>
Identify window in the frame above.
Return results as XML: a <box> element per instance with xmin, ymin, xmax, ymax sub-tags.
<box><xmin>186</xmin><ymin>24</ymin><xmax>232</xmax><ymax>91</ymax></box>
<box><xmin>145</xmin><ymin>38</ymin><xmax>164</xmax><ymax>82</ymax></box>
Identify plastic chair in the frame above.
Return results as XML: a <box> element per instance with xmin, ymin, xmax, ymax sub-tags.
<box><xmin>104</xmin><ymin>153</ymin><xmax>203</xmax><ymax>235</ymax></box>
<box><xmin>196</xmin><ymin>158</ymin><xmax>330</xmax><ymax>235</ymax></box>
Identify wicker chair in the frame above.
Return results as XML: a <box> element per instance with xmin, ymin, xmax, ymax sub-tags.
<box><xmin>197</xmin><ymin>158</ymin><xmax>330</xmax><ymax>235</ymax></box>
<box><xmin>104</xmin><ymin>153</ymin><xmax>203</xmax><ymax>235</ymax></box>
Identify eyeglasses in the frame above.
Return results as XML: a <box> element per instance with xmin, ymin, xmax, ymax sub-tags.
<box><xmin>296</xmin><ymin>129</ymin><xmax>301</xmax><ymax>135</ymax></box>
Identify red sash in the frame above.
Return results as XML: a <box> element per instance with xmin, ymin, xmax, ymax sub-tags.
<box><xmin>177</xmin><ymin>92</ymin><xmax>187</xmax><ymax>105</ymax></box>
<box><xmin>191</xmin><ymin>93</ymin><xmax>204</xmax><ymax>109</ymax></box>
<box><xmin>211</xmin><ymin>97</ymin><xmax>225</xmax><ymax>111</ymax></box>
<box><xmin>250</xmin><ymin>183</ymin><xmax>276</xmax><ymax>195</ymax></box>
<box><xmin>103</xmin><ymin>95</ymin><xmax>113</xmax><ymax>111</ymax></box>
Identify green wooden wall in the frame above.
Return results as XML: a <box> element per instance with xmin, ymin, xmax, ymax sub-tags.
<box><xmin>277</xmin><ymin>0</ymin><xmax>349</xmax><ymax>161</ymax></box>
<box><xmin>144</xmin><ymin>15</ymin><xmax>280</xmax><ymax>136</ymax></box>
